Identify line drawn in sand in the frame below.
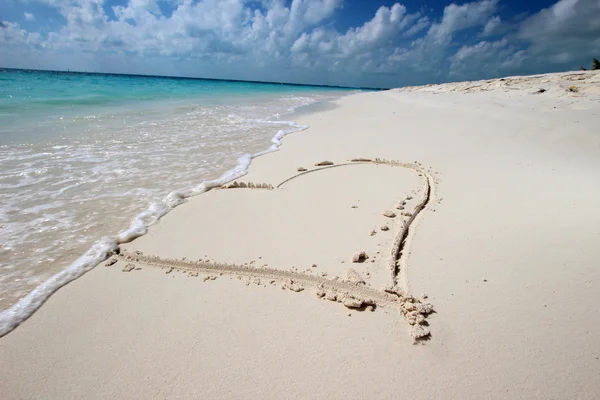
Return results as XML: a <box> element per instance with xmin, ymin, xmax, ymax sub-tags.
<box><xmin>117</xmin><ymin>158</ymin><xmax>438</xmax><ymax>342</ymax></box>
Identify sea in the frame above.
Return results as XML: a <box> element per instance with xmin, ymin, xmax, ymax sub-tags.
<box><xmin>0</xmin><ymin>68</ymin><xmax>359</xmax><ymax>334</ymax></box>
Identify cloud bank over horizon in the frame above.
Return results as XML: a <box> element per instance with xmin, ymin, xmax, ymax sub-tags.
<box><xmin>1</xmin><ymin>0</ymin><xmax>599</xmax><ymax>88</ymax></box>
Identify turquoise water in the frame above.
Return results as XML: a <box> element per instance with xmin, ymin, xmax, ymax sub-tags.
<box><xmin>0</xmin><ymin>69</ymin><xmax>357</xmax><ymax>329</ymax></box>
<box><xmin>0</xmin><ymin>68</ymin><xmax>354</xmax><ymax>142</ymax></box>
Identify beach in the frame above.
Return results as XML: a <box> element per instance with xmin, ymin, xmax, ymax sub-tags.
<box><xmin>0</xmin><ymin>69</ymin><xmax>353</xmax><ymax>310</ymax></box>
<box><xmin>2</xmin><ymin>71</ymin><xmax>600</xmax><ymax>399</ymax></box>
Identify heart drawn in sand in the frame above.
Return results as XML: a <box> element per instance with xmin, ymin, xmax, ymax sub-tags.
<box><xmin>118</xmin><ymin>158</ymin><xmax>437</xmax><ymax>341</ymax></box>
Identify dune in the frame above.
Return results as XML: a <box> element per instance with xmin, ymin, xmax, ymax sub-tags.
<box><xmin>1</xmin><ymin>70</ymin><xmax>599</xmax><ymax>399</ymax></box>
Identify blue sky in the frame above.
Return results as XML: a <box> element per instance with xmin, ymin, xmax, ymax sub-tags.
<box><xmin>1</xmin><ymin>0</ymin><xmax>599</xmax><ymax>88</ymax></box>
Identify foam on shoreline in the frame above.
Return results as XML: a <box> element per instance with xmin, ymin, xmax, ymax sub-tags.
<box><xmin>0</xmin><ymin>120</ymin><xmax>308</xmax><ymax>337</ymax></box>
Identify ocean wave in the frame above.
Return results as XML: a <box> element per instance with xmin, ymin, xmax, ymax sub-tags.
<box><xmin>0</xmin><ymin>118</ymin><xmax>308</xmax><ymax>337</ymax></box>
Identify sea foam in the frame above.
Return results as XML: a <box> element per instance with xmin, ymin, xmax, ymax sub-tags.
<box><xmin>0</xmin><ymin>120</ymin><xmax>307</xmax><ymax>337</ymax></box>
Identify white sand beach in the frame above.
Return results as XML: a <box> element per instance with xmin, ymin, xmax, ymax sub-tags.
<box><xmin>2</xmin><ymin>71</ymin><xmax>600</xmax><ymax>399</ymax></box>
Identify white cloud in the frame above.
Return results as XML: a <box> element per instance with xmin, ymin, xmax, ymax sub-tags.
<box><xmin>405</xmin><ymin>17</ymin><xmax>430</xmax><ymax>36</ymax></box>
<box><xmin>372</xmin><ymin>0</ymin><xmax>500</xmax><ymax>83</ymax></box>
<box><xmin>481</xmin><ymin>16</ymin><xmax>501</xmax><ymax>36</ymax></box>
<box><xmin>24</xmin><ymin>12</ymin><xmax>35</xmax><ymax>21</ymax></box>
<box><xmin>288</xmin><ymin>2</ymin><xmax>433</xmax><ymax>79</ymax></box>
<box><xmin>518</xmin><ymin>0</ymin><xmax>600</xmax><ymax>62</ymax></box>
<box><xmin>519</xmin><ymin>0</ymin><xmax>598</xmax><ymax>41</ymax></box>
<box><xmin>0</xmin><ymin>20</ymin><xmax>42</xmax><ymax>48</ymax></box>
<box><xmin>449</xmin><ymin>38</ymin><xmax>517</xmax><ymax>79</ymax></box>
<box><xmin>2</xmin><ymin>0</ymin><xmax>600</xmax><ymax>88</ymax></box>
<box><xmin>427</xmin><ymin>0</ymin><xmax>498</xmax><ymax>42</ymax></box>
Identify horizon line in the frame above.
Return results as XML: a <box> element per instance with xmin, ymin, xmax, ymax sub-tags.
<box><xmin>0</xmin><ymin>67</ymin><xmax>388</xmax><ymax>91</ymax></box>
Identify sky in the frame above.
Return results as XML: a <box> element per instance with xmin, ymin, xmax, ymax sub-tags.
<box><xmin>0</xmin><ymin>0</ymin><xmax>599</xmax><ymax>88</ymax></box>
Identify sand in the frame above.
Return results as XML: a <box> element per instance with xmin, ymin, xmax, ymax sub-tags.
<box><xmin>2</xmin><ymin>70</ymin><xmax>600</xmax><ymax>399</ymax></box>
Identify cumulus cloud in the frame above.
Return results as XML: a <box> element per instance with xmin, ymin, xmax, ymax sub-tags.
<box><xmin>24</xmin><ymin>12</ymin><xmax>35</xmax><ymax>21</ymax></box>
<box><xmin>427</xmin><ymin>0</ymin><xmax>498</xmax><ymax>42</ymax></box>
<box><xmin>481</xmin><ymin>16</ymin><xmax>502</xmax><ymax>37</ymax></box>
<box><xmin>1</xmin><ymin>0</ymin><xmax>599</xmax><ymax>87</ymax></box>
<box><xmin>518</xmin><ymin>0</ymin><xmax>600</xmax><ymax>66</ymax></box>
<box><xmin>405</xmin><ymin>17</ymin><xmax>430</xmax><ymax>36</ymax></box>
<box><xmin>449</xmin><ymin>38</ymin><xmax>518</xmax><ymax>79</ymax></box>
<box><xmin>291</xmin><ymin>4</ymin><xmax>416</xmax><ymax>58</ymax></box>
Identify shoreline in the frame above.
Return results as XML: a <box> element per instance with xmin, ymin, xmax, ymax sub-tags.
<box><xmin>0</xmin><ymin>117</ymin><xmax>308</xmax><ymax>335</ymax></box>
<box><xmin>2</xmin><ymin>70</ymin><xmax>600</xmax><ymax>399</ymax></box>
<box><xmin>0</xmin><ymin>93</ymin><xmax>334</xmax><ymax>335</ymax></box>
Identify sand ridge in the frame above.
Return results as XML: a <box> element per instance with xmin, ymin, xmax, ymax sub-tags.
<box><xmin>395</xmin><ymin>70</ymin><xmax>600</xmax><ymax>97</ymax></box>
